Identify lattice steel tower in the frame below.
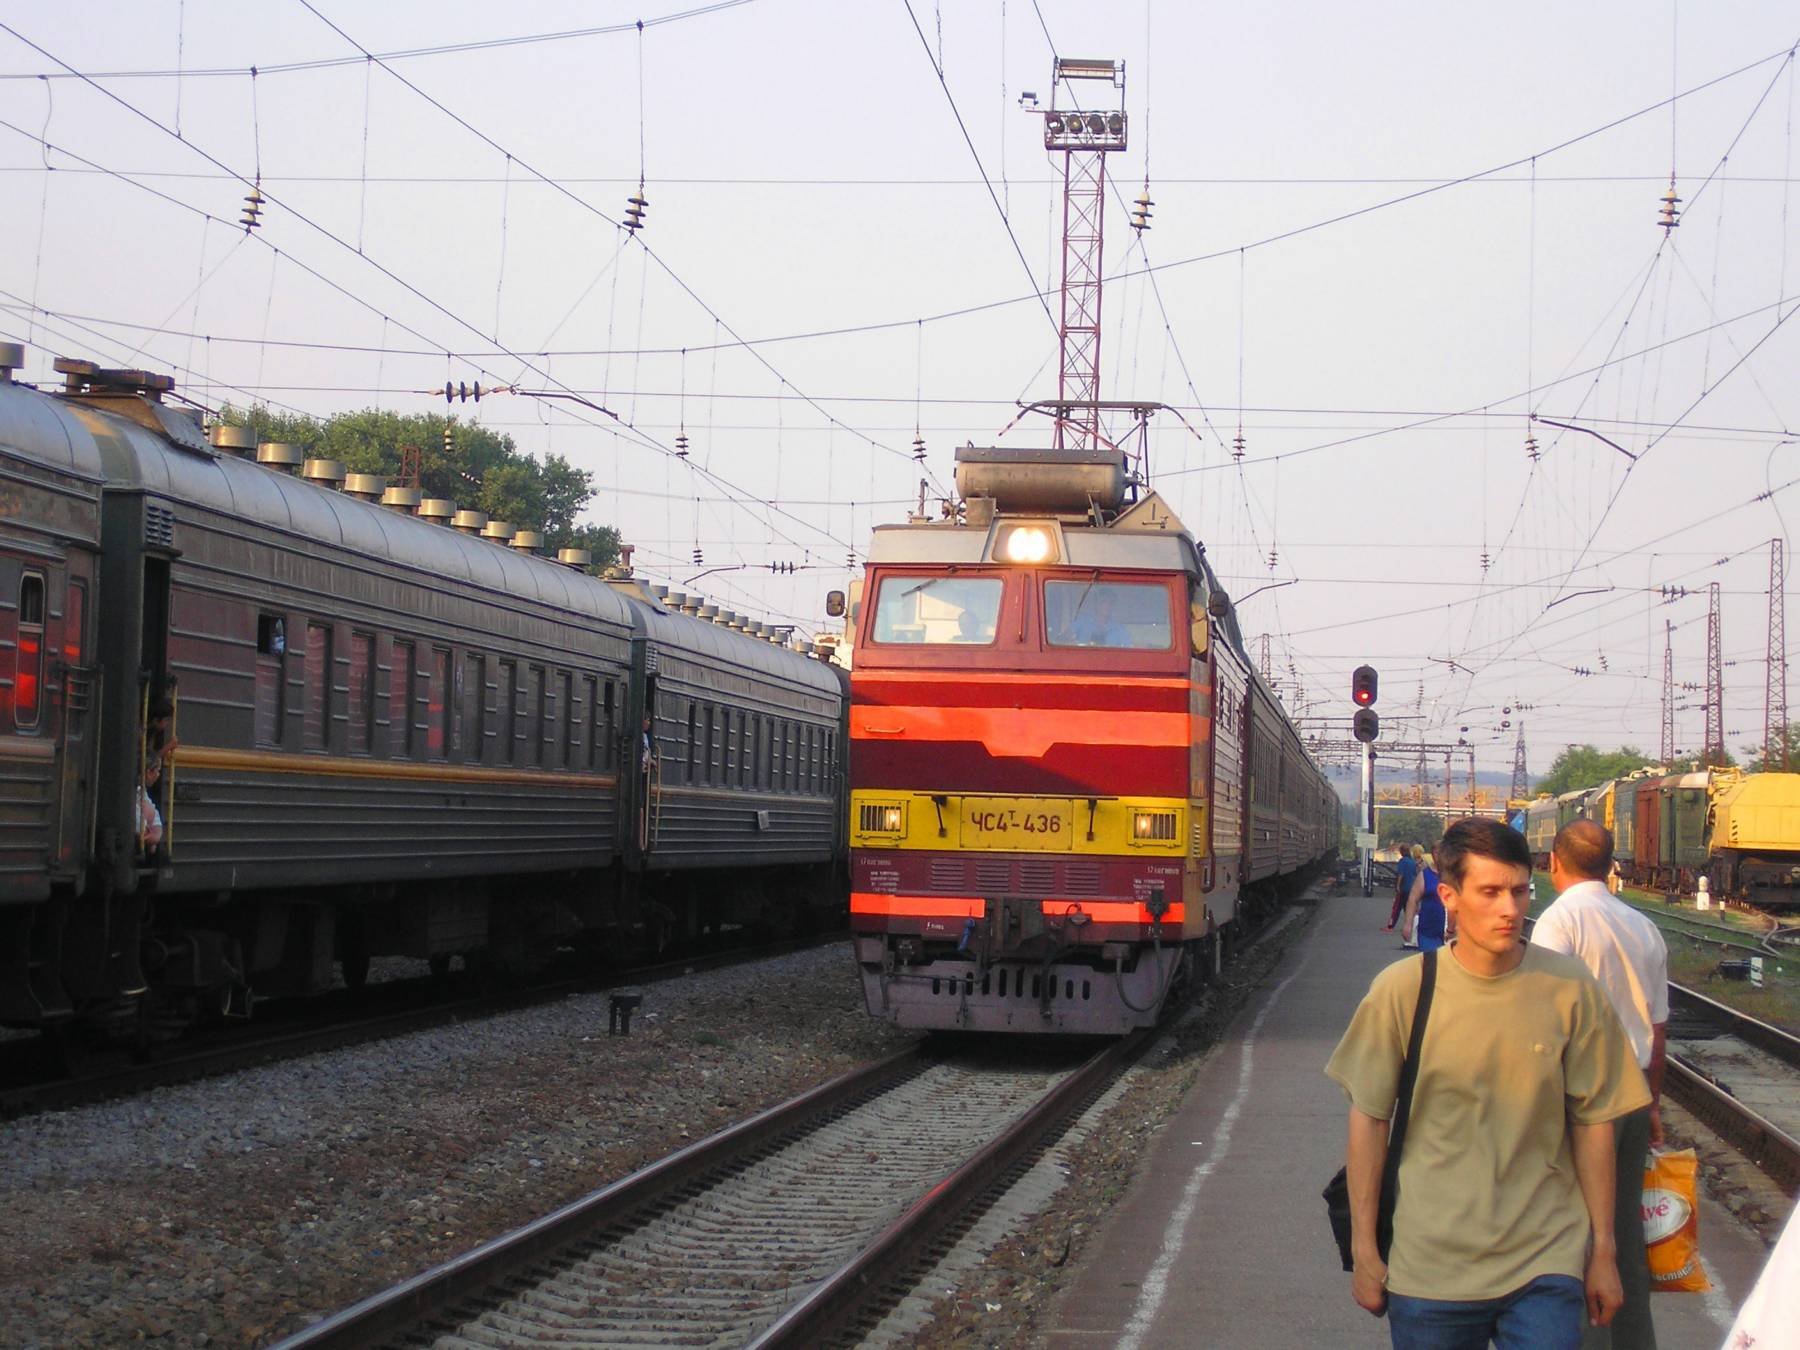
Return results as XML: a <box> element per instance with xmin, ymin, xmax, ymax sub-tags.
<box><xmin>1038</xmin><ymin>58</ymin><xmax>1127</xmax><ymax>451</ymax></box>
<box><xmin>1661</xmin><ymin>620</ymin><xmax>1675</xmax><ymax>763</ymax></box>
<box><xmin>1510</xmin><ymin>725</ymin><xmax>1529</xmax><ymax>803</ymax></box>
<box><xmin>1768</xmin><ymin>539</ymin><xmax>1788</xmax><ymax>770</ymax></box>
<box><xmin>1704</xmin><ymin>581</ymin><xmax>1725</xmax><ymax>767</ymax></box>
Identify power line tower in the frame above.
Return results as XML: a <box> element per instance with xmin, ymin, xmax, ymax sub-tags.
<box><xmin>1416</xmin><ymin>680</ymin><xmax>1428</xmax><ymax>804</ymax></box>
<box><xmin>1258</xmin><ymin>632</ymin><xmax>1272</xmax><ymax>683</ymax></box>
<box><xmin>1040</xmin><ymin>58</ymin><xmax>1126</xmax><ymax>451</ymax></box>
<box><xmin>1767</xmin><ymin>538</ymin><xmax>1788</xmax><ymax>770</ymax></box>
<box><xmin>1661</xmin><ymin>620</ymin><xmax>1675</xmax><ymax>763</ymax></box>
<box><xmin>1704</xmin><ymin>580</ymin><xmax>1725</xmax><ymax>767</ymax></box>
<box><xmin>1510</xmin><ymin>724</ymin><xmax>1529</xmax><ymax>802</ymax></box>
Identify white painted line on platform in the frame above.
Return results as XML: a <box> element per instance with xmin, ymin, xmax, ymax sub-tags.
<box><xmin>1115</xmin><ymin>946</ymin><xmax>1317</xmax><ymax>1350</ymax></box>
<box><xmin>1697</xmin><ymin>1254</ymin><xmax>1734</xmax><ymax>1329</ymax></box>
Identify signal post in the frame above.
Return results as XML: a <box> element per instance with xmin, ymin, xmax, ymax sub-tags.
<box><xmin>1352</xmin><ymin>665</ymin><xmax>1379</xmax><ymax>895</ymax></box>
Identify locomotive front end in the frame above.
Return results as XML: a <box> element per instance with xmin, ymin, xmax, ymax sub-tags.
<box><xmin>848</xmin><ymin>454</ymin><xmax>1218</xmax><ymax>1033</ymax></box>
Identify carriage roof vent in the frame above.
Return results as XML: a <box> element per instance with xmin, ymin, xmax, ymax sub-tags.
<box><xmin>679</xmin><ymin>594</ymin><xmax>704</xmax><ymax>615</ymax></box>
<box><xmin>696</xmin><ymin>604</ymin><xmax>719</xmax><ymax>620</ymax></box>
<box><xmin>453</xmin><ymin>509</ymin><xmax>489</xmax><ymax>535</ymax></box>
<box><xmin>302</xmin><ymin>458</ymin><xmax>347</xmax><ymax>489</ymax></box>
<box><xmin>256</xmin><ymin>442</ymin><xmax>304</xmax><ymax>473</ymax></box>
<box><xmin>664</xmin><ymin>591</ymin><xmax>688</xmax><ymax>610</ymax></box>
<box><xmin>0</xmin><ymin>342</ymin><xmax>24</xmax><ymax>383</ymax></box>
<box><xmin>209</xmin><ymin>425</ymin><xmax>256</xmax><ymax>456</ymax></box>
<box><xmin>557</xmin><ymin>547</ymin><xmax>592</xmax><ymax>569</ymax></box>
<box><xmin>480</xmin><ymin>519</ymin><xmax>514</xmax><ymax>542</ymax></box>
<box><xmin>418</xmin><ymin>498</ymin><xmax>456</xmax><ymax>526</ymax></box>
<box><xmin>509</xmin><ymin>529</ymin><xmax>545</xmax><ymax>553</ymax></box>
<box><xmin>380</xmin><ymin>485</ymin><xmax>422</xmax><ymax>514</ymax></box>
<box><xmin>343</xmin><ymin>473</ymin><xmax>386</xmax><ymax>501</ymax></box>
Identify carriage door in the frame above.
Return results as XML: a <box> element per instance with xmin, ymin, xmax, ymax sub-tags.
<box><xmin>637</xmin><ymin>675</ymin><xmax>660</xmax><ymax>853</ymax></box>
<box><xmin>52</xmin><ymin>563</ymin><xmax>100</xmax><ymax>878</ymax></box>
<box><xmin>137</xmin><ymin>555</ymin><xmax>173</xmax><ymax>857</ymax></box>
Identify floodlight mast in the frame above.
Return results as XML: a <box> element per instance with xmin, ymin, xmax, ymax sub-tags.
<box><xmin>1042</xmin><ymin>57</ymin><xmax>1126</xmax><ymax>452</ymax></box>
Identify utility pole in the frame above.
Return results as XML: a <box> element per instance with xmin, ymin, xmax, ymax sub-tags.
<box><xmin>1259</xmin><ymin>632</ymin><xmax>1272</xmax><ymax>684</ymax></box>
<box><xmin>1768</xmin><ymin>539</ymin><xmax>1788</xmax><ymax>770</ymax></box>
<box><xmin>1510</xmin><ymin>724</ymin><xmax>1529</xmax><ymax>803</ymax></box>
<box><xmin>1705</xmin><ymin>581</ymin><xmax>1725</xmax><ymax>768</ymax></box>
<box><xmin>1661</xmin><ymin>620</ymin><xmax>1675</xmax><ymax>763</ymax></box>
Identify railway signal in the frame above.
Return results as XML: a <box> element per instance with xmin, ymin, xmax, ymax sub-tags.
<box><xmin>1351</xmin><ymin>664</ymin><xmax>1380</xmax><ymax>895</ymax></box>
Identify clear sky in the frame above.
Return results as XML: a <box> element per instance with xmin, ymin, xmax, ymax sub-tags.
<box><xmin>2</xmin><ymin>1</ymin><xmax>1796</xmax><ymax>782</ymax></box>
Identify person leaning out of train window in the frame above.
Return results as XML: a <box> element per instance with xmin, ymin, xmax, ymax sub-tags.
<box><xmin>640</xmin><ymin>717</ymin><xmax>655</xmax><ymax>774</ymax></box>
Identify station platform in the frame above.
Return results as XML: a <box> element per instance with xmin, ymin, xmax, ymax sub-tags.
<box><xmin>1045</xmin><ymin>887</ymin><xmax>1774</xmax><ymax>1349</ymax></box>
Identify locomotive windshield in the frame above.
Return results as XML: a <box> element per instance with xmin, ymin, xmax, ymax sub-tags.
<box><xmin>871</xmin><ymin>575</ymin><xmax>1002</xmax><ymax>644</ymax></box>
<box><xmin>1044</xmin><ymin>580</ymin><xmax>1172</xmax><ymax>650</ymax></box>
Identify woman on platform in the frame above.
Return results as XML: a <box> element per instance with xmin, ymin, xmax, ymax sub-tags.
<box><xmin>1401</xmin><ymin>849</ymin><xmax>1450</xmax><ymax>951</ymax></box>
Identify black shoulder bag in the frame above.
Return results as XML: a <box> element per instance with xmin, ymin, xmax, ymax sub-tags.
<box><xmin>1323</xmin><ymin>948</ymin><xmax>1438</xmax><ymax>1273</ymax></box>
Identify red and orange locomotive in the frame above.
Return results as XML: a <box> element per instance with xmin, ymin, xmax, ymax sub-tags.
<box><xmin>848</xmin><ymin>446</ymin><xmax>1335</xmax><ymax>1033</ymax></box>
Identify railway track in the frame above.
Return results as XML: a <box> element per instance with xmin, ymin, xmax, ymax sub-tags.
<box><xmin>273</xmin><ymin>1031</ymin><xmax>1149</xmax><ymax>1349</ymax></box>
<box><xmin>0</xmin><ymin>933</ymin><xmax>843</xmax><ymax>1121</ymax></box>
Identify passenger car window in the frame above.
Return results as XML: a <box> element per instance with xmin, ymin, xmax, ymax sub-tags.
<box><xmin>15</xmin><ymin>573</ymin><xmax>44</xmax><ymax>731</ymax></box>
<box><xmin>871</xmin><ymin>576</ymin><xmax>1002</xmax><ymax>645</ymax></box>
<box><xmin>1044</xmin><ymin>581</ymin><xmax>1173</xmax><ymax>650</ymax></box>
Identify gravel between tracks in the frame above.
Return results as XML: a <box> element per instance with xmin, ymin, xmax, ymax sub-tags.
<box><xmin>0</xmin><ymin>942</ymin><xmax>912</xmax><ymax>1348</ymax></box>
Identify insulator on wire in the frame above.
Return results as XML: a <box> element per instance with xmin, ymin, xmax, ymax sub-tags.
<box><xmin>1480</xmin><ymin>549</ymin><xmax>1491</xmax><ymax>573</ymax></box>
<box><xmin>1232</xmin><ymin>432</ymin><xmax>1246</xmax><ymax>462</ymax></box>
<box><xmin>691</xmin><ymin>547</ymin><xmax>703</xmax><ymax>565</ymax></box>
<box><xmin>1131</xmin><ymin>190</ymin><xmax>1154</xmax><ymax>233</ymax></box>
<box><xmin>675</xmin><ymin>432</ymin><xmax>689</xmax><ymax>457</ymax></box>
<box><xmin>768</xmin><ymin>560</ymin><xmax>796</xmax><ymax>575</ymax></box>
<box><xmin>240</xmin><ymin>181</ymin><xmax>265</xmax><ymax>233</ymax></box>
<box><xmin>1658</xmin><ymin>177</ymin><xmax>1682</xmax><ymax>232</ymax></box>
<box><xmin>442</xmin><ymin>425</ymin><xmax>453</xmax><ymax>455</ymax></box>
<box><xmin>1524</xmin><ymin>434</ymin><xmax>1540</xmax><ymax>463</ymax></box>
<box><xmin>624</xmin><ymin>184</ymin><xmax>648</xmax><ymax>234</ymax></box>
<box><xmin>912</xmin><ymin>434</ymin><xmax>926</xmax><ymax>463</ymax></box>
<box><xmin>442</xmin><ymin>381</ymin><xmax>483</xmax><ymax>403</ymax></box>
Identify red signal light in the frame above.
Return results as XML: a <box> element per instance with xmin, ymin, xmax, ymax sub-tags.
<box><xmin>1352</xmin><ymin>664</ymin><xmax>1378</xmax><ymax>707</ymax></box>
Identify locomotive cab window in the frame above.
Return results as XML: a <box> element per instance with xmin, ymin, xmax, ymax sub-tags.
<box><xmin>1044</xmin><ymin>581</ymin><xmax>1173</xmax><ymax>650</ymax></box>
<box><xmin>15</xmin><ymin>572</ymin><xmax>45</xmax><ymax>731</ymax></box>
<box><xmin>871</xmin><ymin>576</ymin><xmax>1002</xmax><ymax>645</ymax></box>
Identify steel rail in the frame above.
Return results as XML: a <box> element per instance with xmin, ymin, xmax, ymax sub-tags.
<box><xmin>270</xmin><ymin>1045</ymin><xmax>928</xmax><ymax>1350</ymax></box>
<box><xmin>1667</xmin><ymin>982</ymin><xmax>1800</xmax><ymax>1069</ymax></box>
<box><xmin>747</xmin><ymin>1025</ymin><xmax>1156</xmax><ymax>1348</ymax></box>
<box><xmin>1</xmin><ymin>932</ymin><xmax>845</xmax><ymax>1120</ymax></box>
<box><xmin>1662</xmin><ymin>1058</ymin><xmax>1800</xmax><ymax>1196</ymax></box>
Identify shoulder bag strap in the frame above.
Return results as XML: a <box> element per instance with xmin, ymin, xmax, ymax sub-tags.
<box><xmin>1376</xmin><ymin>949</ymin><xmax>1437</xmax><ymax>1258</ymax></box>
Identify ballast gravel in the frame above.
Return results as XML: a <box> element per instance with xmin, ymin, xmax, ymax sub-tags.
<box><xmin>0</xmin><ymin>942</ymin><xmax>912</xmax><ymax>1348</ymax></box>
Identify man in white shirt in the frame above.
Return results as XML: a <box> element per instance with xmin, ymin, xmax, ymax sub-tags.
<box><xmin>1537</xmin><ymin>818</ymin><xmax>1668</xmax><ymax>1350</ymax></box>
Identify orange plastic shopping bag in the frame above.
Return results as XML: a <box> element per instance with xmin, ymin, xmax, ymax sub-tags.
<box><xmin>1642</xmin><ymin>1147</ymin><xmax>1710</xmax><ymax>1292</ymax></box>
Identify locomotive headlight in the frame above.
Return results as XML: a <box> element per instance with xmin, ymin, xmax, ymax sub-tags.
<box><xmin>998</xmin><ymin>524</ymin><xmax>1056</xmax><ymax>564</ymax></box>
<box><xmin>1131</xmin><ymin>809</ymin><xmax>1178</xmax><ymax>843</ymax></box>
<box><xmin>858</xmin><ymin>801</ymin><xmax>906</xmax><ymax>837</ymax></box>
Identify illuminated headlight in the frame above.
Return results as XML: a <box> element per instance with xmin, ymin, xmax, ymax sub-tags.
<box><xmin>1132</xmin><ymin>810</ymin><xmax>1178</xmax><ymax>842</ymax></box>
<box><xmin>999</xmin><ymin>524</ymin><xmax>1055</xmax><ymax>564</ymax></box>
<box><xmin>859</xmin><ymin>802</ymin><xmax>905</xmax><ymax>834</ymax></box>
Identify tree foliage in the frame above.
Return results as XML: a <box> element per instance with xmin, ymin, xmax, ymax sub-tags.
<box><xmin>1534</xmin><ymin>744</ymin><xmax>1654</xmax><ymax>797</ymax></box>
<box><xmin>220</xmin><ymin>405</ymin><xmax>619</xmax><ymax>567</ymax></box>
<box><xmin>1379</xmin><ymin>808</ymin><xmax>1446</xmax><ymax>849</ymax></box>
<box><xmin>1742</xmin><ymin>722</ymin><xmax>1800</xmax><ymax>773</ymax></box>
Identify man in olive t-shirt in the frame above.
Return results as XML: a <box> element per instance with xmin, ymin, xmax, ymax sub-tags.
<box><xmin>1326</xmin><ymin>817</ymin><xmax>1649</xmax><ymax>1349</ymax></box>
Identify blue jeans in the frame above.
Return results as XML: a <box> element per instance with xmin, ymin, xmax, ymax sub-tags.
<box><xmin>1388</xmin><ymin>1274</ymin><xmax>1585</xmax><ymax>1350</ymax></box>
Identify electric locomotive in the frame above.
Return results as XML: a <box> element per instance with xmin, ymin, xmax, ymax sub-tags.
<box><xmin>847</xmin><ymin>445</ymin><xmax>1335</xmax><ymax>1033</ymax></box>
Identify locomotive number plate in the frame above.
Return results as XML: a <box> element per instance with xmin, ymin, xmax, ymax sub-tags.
<box><xmin>959</xmin><ymin>798</ymin><xmax>1074</xmax><ymax>850</ymax></box>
